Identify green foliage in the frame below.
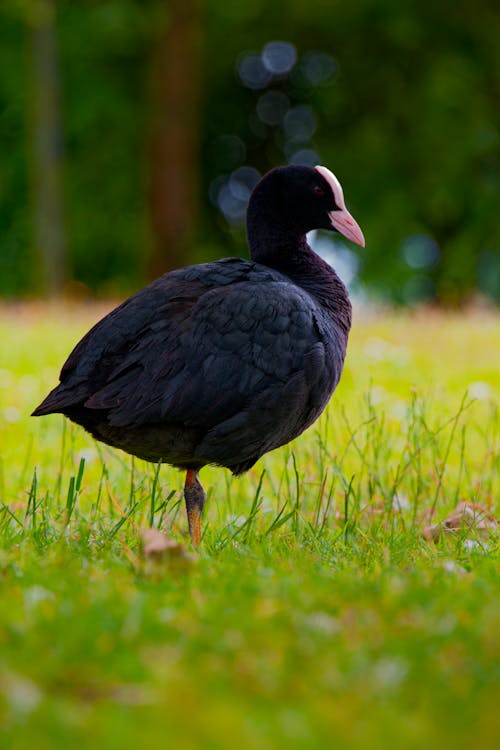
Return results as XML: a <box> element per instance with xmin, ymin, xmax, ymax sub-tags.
<box><xmin>0</xmin><ymin>5</ymin><xmax>30</xmax><ymax>294</ymax></box>
<box><xmin>0</xmin><ymin>307</ymin><xmax>498</xmax><ymax>747</ymax></box>
<box><xmin>0</xmin><ymin>0</ymin><xmax>499</xmax><ymax>300</ymax></box>
<box><xmin>57</xmin><ymin>1</ymin><xmax>153</xmax><ymax>292</ymax></box>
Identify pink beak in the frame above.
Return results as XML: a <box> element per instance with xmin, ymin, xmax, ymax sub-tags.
<box><xmin>314</xmin><ymin>166</ymin><xmax>365</xmax><ymax>248</ymax></box>
<box><xmin>328</xmin><ymin>208</ymin><xmax>365</xmax><ymax>248</ymax></box>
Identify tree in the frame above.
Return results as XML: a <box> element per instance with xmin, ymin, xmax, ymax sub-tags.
<box><xmin>147</xmin><ymin>0</ymin><xmax>202</xmax><ymax>277</ymax></box>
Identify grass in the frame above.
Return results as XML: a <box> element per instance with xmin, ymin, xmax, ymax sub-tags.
<box><xmin>0</xmin><ymin>303</ymin><xmax>498</xmax><ymax>749</ymax></box>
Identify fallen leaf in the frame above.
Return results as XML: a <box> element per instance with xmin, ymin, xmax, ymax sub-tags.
<box><xmin>423</xmin><ymin>502</ymin><xmax>498</xmax><ymax>543</ymax></box>
<box><xmin>139</xmin><ymin>527</ymin><xmax>195</xmax><ymax>570</ymax></box>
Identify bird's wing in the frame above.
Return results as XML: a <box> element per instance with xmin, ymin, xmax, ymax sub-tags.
<box><xmin>33</xmin><ymin>260</ymin><xmax>249</xmax><ymax>415</ymax></box>
<box><xmin>32</xmin><ymin>268</ymin><xmax>200</xmax><ymax>415</ymax></box>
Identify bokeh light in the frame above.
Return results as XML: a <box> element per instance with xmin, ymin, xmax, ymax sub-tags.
<box><xmin>238</xmin><ymin>41</ymin><xmax>298</xmax><ymax>91</ymax></box>
<box><xmin>256</xmin><ymin>91</ymin><xmax>290</xmax><ymax>126</ymax></box>
<box><xmin>401</xmin><ymin>234</ymin><xmax>440</xmax><ymax>269</ymax></box>
<box><xmin>237</xmin><ymin>53</ymin><xmax>272</xmax><ymax>90</ymax></box>
<box><xmin>261</xmin><ymin>41</ymin><xmax>297</xmax><ymax>76</ymax></box>
<box><xmin>215</xmin><ymin>166</ymin><xmax>261</xmax><ymax>224</ymax></box>
<box><xmin>299</xmin><ymin>51</ymin><xmax>337</xmax><ymax>86</ymax></box>
<box><xmin>283</xmin><ymin>105</ymin><xmax>317</xmax><ymax>142</ymax></box>
<box><xmin>287</xmin><ymin>148</ymin><xmax>320</xmax><ymax>166</ymax></box>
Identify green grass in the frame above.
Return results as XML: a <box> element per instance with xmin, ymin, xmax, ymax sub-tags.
<box><xmin>0</xmin><ymin>304</ymin><xmax>499</xmax><ymax>749</ymax></box>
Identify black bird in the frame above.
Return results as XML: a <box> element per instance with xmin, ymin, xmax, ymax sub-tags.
<box><xmin>33</xmin><ymin>165</ymin><xmax>364</xmax><ymax>545</ymax></box>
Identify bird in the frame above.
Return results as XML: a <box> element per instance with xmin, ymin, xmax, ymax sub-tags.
<box><xmin>33</xmin><ymin>165</ymin><xmax>364</xmax><ymax>545</ymax></box>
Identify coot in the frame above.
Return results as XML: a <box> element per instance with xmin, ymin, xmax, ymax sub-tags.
<box><xmin>33</xmin><ymin>165</ymin><xmax>364</xmax><ymax>544</ymax></box>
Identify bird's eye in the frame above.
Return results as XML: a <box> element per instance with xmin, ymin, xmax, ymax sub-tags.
<box><xmin>313</xmin><ymin>186</ymin><xmax>324</xmax><ymax>196</ymax></box>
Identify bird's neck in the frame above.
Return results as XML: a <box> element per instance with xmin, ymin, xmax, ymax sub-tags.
<box><xmin>248</xmin><ymin>225</ymin><xmax>352</xmax><ymax>337</ymax></box>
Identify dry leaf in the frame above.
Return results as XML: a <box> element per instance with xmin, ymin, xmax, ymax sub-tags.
<box><xmin>423</xmin><ymin>502</ymin><xmax>498</xmax><ymax>543</ymax></box>
<box><xmin>139</xmin><ymin>527</ymin><xmax>195</xmax><ymax>570</ymax></box>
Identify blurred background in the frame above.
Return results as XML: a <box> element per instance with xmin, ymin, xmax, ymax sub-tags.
<box><xmin>0</xmin><ymin>0</ymin><xmax>499</xmax><ymax>305</ymax></box>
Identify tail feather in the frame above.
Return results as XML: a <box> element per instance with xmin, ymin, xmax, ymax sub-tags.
<box><xmin>32</xmin><ymin>385</ymin><xmax>84</xmax><ymax>416</ymax></box>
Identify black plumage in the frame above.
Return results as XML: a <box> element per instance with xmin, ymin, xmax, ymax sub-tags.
<box><xmin>33</xmin><ymin>165</ymin><xmax>364</xmax><ymax>544</ymax></box>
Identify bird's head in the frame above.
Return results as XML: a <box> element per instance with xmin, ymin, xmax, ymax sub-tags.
<box><xmin>246</xmin><ymin>164</ymin><xmax>365</xmax><ymax>254</ymax></box>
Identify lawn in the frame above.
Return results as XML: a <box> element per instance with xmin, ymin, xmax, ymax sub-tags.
<box><xmin>0</xmin><ymin>303</ymin><xmax>498</xmax><ymax>749</ymax></box>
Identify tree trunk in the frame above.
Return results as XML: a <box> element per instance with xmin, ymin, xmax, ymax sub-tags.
<box><xmin>147</xmin><ymin>0</ymin><xmax>202</xmax><ymax>278</ymax></box>
<box><xmin>30</xmin><ymin>0</ymin><xmax>68</xmax><ymax>297</ymax></box>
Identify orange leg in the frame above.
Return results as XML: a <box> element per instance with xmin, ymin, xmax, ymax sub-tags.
<box><xmin>184</xmin><ymin>469</ymin><xmax>205</xmax><ymax>546</ymax></box>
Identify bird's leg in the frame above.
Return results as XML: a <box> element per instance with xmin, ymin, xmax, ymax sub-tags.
<box><xmin>184</xmin><ymin>469</ymin><xmax>206</xmax><ymax>547</ymax></box>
